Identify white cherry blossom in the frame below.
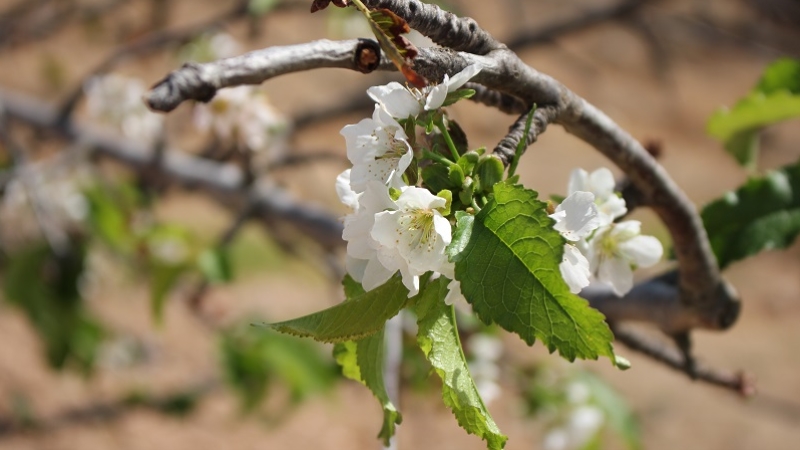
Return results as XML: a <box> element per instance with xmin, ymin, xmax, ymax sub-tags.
<box><xmin>366</xmin><ymin>63</ymin><xmax>482</xmax><ymax>119</ymax></box>
<box><xmin>371</xmin><ymin>186</ymin><xmax>452</xmax><ymax>296</ymax></box>
<box><xmin>568</xmin><ymin>168</ymin><xmax>627</xmax><ymax>226</ymax></box>
<box><xmin>194</xmin><ymin>85</ymin><xmax>289</xmax><ymax>156</ymax></box>
<box><xmin>337</xmin><ymin>171</ymin><xmax>397</xmax><ymax>291</ymax></box>
<box><xmin>588</xmin><ymin>220</ymin><xmax>664</xmax><ymax>296</ymax></box>
<box><xmin>340</xmin><ymin>105</ymin><xmax>413</xmax><ymax>192</ymax></box>
<box><xmin>549</xmin><ymin>192</ymin><xmax>601</xmax><ymax>294</ymax></box>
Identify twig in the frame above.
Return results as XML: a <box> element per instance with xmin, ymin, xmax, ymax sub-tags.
<box><xmin>0</xmin><ymin>104</ymin><xmax>71</xmax><ymax>256</ymax></box>
<box><xmin>361</xmin><ymin>0</ymin><xmax>504</xmax><ymax>55</ymax></box>
<box><xmin>612</xmin><ymin>325</ymin><xmax>755</xmax><ymax>396</ymax></box>
<box><xmin>462</xmin><ymin>82</ymin><xmax>528</xmax><ymax>115</ymax></box>
<box><xmin>505</xmin><ymin>0</ymin><xmax>655</xmax><ymax>50</ymax></box>
<box><xmin>0</xmin><ymin>0</ymin><xmax>126</xmax><ymax>50</ymax></box>
<box><xmin>492</xmin><ymin>105</ymin><xmax>559</xmax><ymax>167</ymax></box>
<box><xmin>0</xmin><ymin>379</ymin><xmax>219</xmax><ymax>438</ymax></box>
<box><xmin>56</xmin><ymin>0</ymin><xmax>252</xmax><ymax>123</ymax></box>
<box><xmin>263</xmin><ymin>151</ymin><xmax>348</xmax><ymax>173</ymax></box>
<box><xmin>1</xmin><ymin>88</ymin><xmax>345</xmax><ymax>250</ymax></box>
<box><xmin>146</xmin><ymin>39</ymin><xmax>385</xmax><ymax>113</ymax></box>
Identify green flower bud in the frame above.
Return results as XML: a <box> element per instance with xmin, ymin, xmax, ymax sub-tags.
<box><xmin>476</xmin><ymin>154</ymin><xmax>505</xmax><ymax>193</ymax></box>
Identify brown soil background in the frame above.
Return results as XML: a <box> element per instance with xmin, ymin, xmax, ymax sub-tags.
<box><xmin>1</xmin><ymin>0</ymin><xmax>800</xmax><ymax>449</ymax></box>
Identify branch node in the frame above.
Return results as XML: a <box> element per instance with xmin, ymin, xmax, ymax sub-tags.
<box><xmin>146</xmin><ymin>63</ymin><xmax>217</xmax><ymax>112</ymax></box>
<box><xmin>354</xmin><ymin>38</ymin><xmax>381</xmax><ymax>73</ymax></box>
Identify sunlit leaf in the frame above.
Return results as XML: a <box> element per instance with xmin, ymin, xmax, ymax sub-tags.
<box><xmin>707</xmin><ymin>58</ymin><xmax>800</xmax><ymax>168</ymax></box>
<box><xmin>334</xmin><ymin>332</ymin><xmax>402</xmax><ymax>446</ymax></box>
<box><xmin>267</xmin><ymin>275</ymin><xmax>409</xmax><ymax>342</ymax></box>
<box><xmin>451</xmin><ymin>183</ymin><xmax>615</xmax><ymax>362</ymax></box>
<box><xmin>702</xmin><ymin>158</ymin><xmax>800</xmax><ymax>268</ymax></box>
<box><xmin>414</xmin><ymin>277</ymin><xmax>507</xmax><ymax>450</ymax></box>
<box><xmin>221</xmin><ymin>323</ymin><xmax>336</xmax><ymax>412</ymax></box>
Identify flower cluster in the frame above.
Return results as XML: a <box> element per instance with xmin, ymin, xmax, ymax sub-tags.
<box><xmin>337</xmin><ymin>65</ymin><xmax>482</xmax><ymax>297</ymax></box>
<box><xmin>549</xmin><ymin>167</ymin><xmax>663</xmax><ymax>296</ymax></box>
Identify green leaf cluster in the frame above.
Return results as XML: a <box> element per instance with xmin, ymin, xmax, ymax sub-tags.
<box><xmin>702</xmin><ymin>158</ymin><xmax>800</xmax><ymax>268</ymax></box>
<box><xmin>707</xmin><ymin>58</ymin><xmax>800</xmax><ymax>169</ymax></box>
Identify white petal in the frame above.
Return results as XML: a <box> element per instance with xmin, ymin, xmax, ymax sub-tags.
<box><xmin>598</xmin><ymin>256</ymin><xmax>633</xmax><ymax>296</ymax></box>
<box><xmin>361</xmin><ymin>257</ymin><xmax>396</xmax><ymax>291</ymax></box>
<box><xmin>345</xmin><ymin>255</ymin><xmax>367</xmax><ymax>283</ymax></box>
<box><xmin>446</xmin><ymin>64</ymin><xmax>482</xmax><ymax>92</ymax></box>
<box><xmin>398</xmin><ymin>266</ymin><xmax>420</xmax><ymax>296</ymax></box>
<box><xmin>588</xmin><ymin>167</ymin><xmax>616</xmax><ymax>199</ymax></box>
<box><xmin>618</xmin><ymin>235</ymin><xmax>663</xmax><ymax>268</ymax></box>
<box><xmin>432</xmin><ymin>213</ymin><xmax>453</xmax><ymax>246</ymax></box>
<box><xmin>597</xmin><ymin>194</ymin><xmax>627</xmax><ymax>225</ymax></box>
<box><xmin>560</xmin><ymin>244</ymin><xmax>591</xmax><ymax>294</ymax></box>
<box><xmin>424</xmin><ymin>83</ymin><xmax>449</xmax><ymax>111</ymax></box>
<box><xmin>367</xmin><ymin>82</ymin><xmax>422</xmax><ymax>118</ymax></box>
<box><xmin>551</xmin><ymin>191</ymin><xmax>600</xmax><ymax>241</ymax></box>
<box><xmin>396</xmin><ymin>186</ymin><xmax>446</xmax><ymax>211</ymax></box>
<box><xmin>610</xmin><ymin>220</ymin><xmax>641</xmax><ymax>240</ymax></box>
<box><xmin>336</xmin><ymin>169</ymin><xmax>359</xmax><ymax>210</ymax></box>
<box><xmin>567</xmin><ymin>168</ymin><xmax>588</xmax><ymax>195</ymax></box>
<box><xmin>444</xmin><ymin>278</ymin><xmax>465</xmax><ymax>305</ymax></box>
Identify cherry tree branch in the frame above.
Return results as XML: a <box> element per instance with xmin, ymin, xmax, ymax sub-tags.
<box><xmin>0</xmin><ymin>89</ymin><xmax>344</xmax><ymax>250</ymax></box>
<box><xmin>612</xmin><ymin>325</ymin><xmax>755</xmax><ymax>396</ymax></box>
<box><xmin>505</xmin><ymin>0</ymin><xmax>656</xmax><ymax>50</ymax></box>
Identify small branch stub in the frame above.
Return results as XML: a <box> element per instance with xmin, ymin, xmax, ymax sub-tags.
<box><xmin>355</xmin><ymin>39</ymin><xmax>381</xmax><ymax>73</ymax></box>
<box><xmin>310</xmin><ymin>0</ymin><xmax>349</xmax><ymax>13</ymax></box>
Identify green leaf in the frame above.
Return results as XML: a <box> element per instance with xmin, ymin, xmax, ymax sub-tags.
<box><xmin>707</xmin><ymin>90</ymin><xmax>800</xmax><ymax>143</ymax></box>
<box><xmin>447</xmin><ymin>211</ymin><xmax>475</xmax><ymax>261</ymax></box>
<box><xmin>707</xmin><ymin>58</ymin><xmax>800</xmax><ymax>168</ymax></box>
<box><xmin>334</xmin><ymin>331</ymin><xmax>402</xmax><ymax>446</ymax></box>
<box><xmin>221</xmin><ymin>324</ymin><xmax>336</xmax><ymax>412</ymax></box>
<box><xmin>723</xmin><ymin>129</ymin><xmax>759</xmax><ymax>170</ymax></box>
<box><xmin>702</xmin><ymin>159</ymin><xmax>800</xmax><ymax>268</ymax></box>
<box><xmin>453</xmin><ymin>183</ymin><xmax>615</xmax><ymax>362</ymax></box>
<box><xmin>197</xmin><ymin>247</ymin><xmax>233</xmax><ymax>283</ymax></box>
<box><xmin>756</xmin><ymin>58</ymin><xmax>800</xmax><ymax>95</ymax></box>
<box><xmin>267</xmin><ymin>275</ymin><xmax>409</xmax><ymax>343</ymax></box>
<box><xmin>414</xmin><ymin>278</ymin><xmax>507</xmax><ymax>450</ymax></box>
<box><xmin>2</xmin><ymin>242</ymin><xmax>104</xmax><ymax>375</ymax></box>
<box><xmin>84</xmin><ymin>184</ymin><xmax>139</xmax><ymax>254</ymax></box>
<box><xmin>145</xmin><ymin>225</ymin><xmax>195</xmax><ymax>323</ymax></box>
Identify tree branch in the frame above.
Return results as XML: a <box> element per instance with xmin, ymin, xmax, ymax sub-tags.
<box><xmin>505</xmin><ymin>0</ymin><xmax>655</xmax><ymax>50</ymax></box>
<box><xmin>612</xmin><ymin>325</ymin><xmax>755</xmax><ymax>396</ymax></box>
<box><xmin>0</xmin><ymin>89</ymin><xmax>344</xmax><ymax>250</ymax></box>
<box><xmin>146</xmin><ymin>39</ymin><xmax>384</xmax><ymax>112</ymax></box>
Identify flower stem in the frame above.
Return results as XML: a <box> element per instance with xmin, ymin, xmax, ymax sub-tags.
<box><xmin>435</xmin><ymin>118</ymin><xmax>461</xmax><ymax>162</ymax></box>
<box><xmin>422</xmin><ymin>149</ymin><xmax>454</xmax><ymax>166</ymax></box>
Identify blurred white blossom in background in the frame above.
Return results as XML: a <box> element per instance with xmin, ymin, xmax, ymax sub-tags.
<box><xmin>193</xmin><ymin>85</ymin><xmax>290</xmax><ymax>162</ymax></box>
<box><xmin>84</xmin><ymin>73</ymin><xmax>164</xmax><ymax>146</ymax></box>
